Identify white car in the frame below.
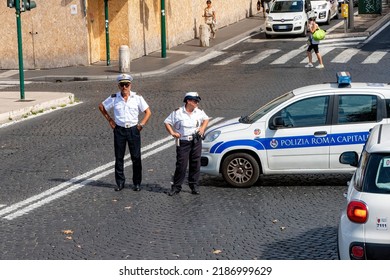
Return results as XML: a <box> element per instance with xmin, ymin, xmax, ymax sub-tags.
<box><xmin>338</xmin><ymin>123</ymin><xmax>390</xmax><ymax>260</ymax></box>
<box><xmin>201</xmin><ymin>72</ymin><xmax>390</xmax><ymax>188</ymax></box>
<box><xmin>311</xmin><ymin>0</ymin><xmax>339</xmax><ymax>24</ymax></box>
<box><xmin>265</xmin><ymin>0</ymin><xmax>312</xmax><ymax>38</ymax></box>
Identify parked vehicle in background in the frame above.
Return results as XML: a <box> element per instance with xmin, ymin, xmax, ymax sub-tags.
<box><xmin>201</xmin><ymin>72</ymin><xmax>390</xmax><ymax>188</ymax></box>
<box><xmin>338</xmin><ymin>124</ymin><xmax>390</xmax><ymax>260</ymax></box>
<box><xmin>265</xmin><ymin>0</ymin><xmax>312</xmax><ymax>38</ymax></box>
<box><xmin>311</xmin><ymin>0</ymin><xmax>339</xmax><ymax>24</ymax></box>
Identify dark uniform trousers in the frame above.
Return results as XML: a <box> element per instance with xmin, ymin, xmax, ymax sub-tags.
<box><xmin>172</xmin><ymin>139</ymin><xmax>202</xmax><ymax>192</ymax></box>
<box><xmin>114</xmin><ymin>125</ymin><xmax>142</xmax><ymax>187</ymax></box>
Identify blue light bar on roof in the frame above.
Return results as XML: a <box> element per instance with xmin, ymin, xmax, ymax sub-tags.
<box><xmin>337</xmin><ymin>71</ymin><xmax>351</xmax><ymax>87</ymax></box>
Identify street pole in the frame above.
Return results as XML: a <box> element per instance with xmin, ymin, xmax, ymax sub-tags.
<box><xmin>104</xmin><ymin>0</ymin><xmax>110</xmax><ymax>66</ymax></box>
<box><xmin>348</xmin><ymin>0</ymin><xmax>354</xmax><ymax>30</ymax></box>
<box><xmin>15</xmin><ymin>0</ymin><xmax>25</xmax><ymax>100</ymax></box>
<box><xmin>161</xmin><ymin>0</ymin><xmax>166</xmax><ymax>58</ymax></box>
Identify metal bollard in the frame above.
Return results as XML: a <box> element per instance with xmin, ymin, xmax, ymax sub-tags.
<box><xmin>199</xmin><ymin>24</ymin><xmax>210</xmax><ymax>47</ymax></box>
<box><xmin>119</xmin><ymin>45</ymin><xmax>130</xmax><ymax>73</ymax></box>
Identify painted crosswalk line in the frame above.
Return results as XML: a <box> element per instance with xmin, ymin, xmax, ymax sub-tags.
<box><xmin>242</xmin><ymin>49</ymin><xmax>280</xmax><ymax>64</ymax></box>
<box><xmin>331</xmin><ymin>49</ymin><xmax>360</xmax><ymax>63</ymax></box>
<box><xmin>362</xmin><ymin>51</ymin><xmax>388</xmax><ymax>64</ymax></box>
<box><xmin>185</xmin><ymin>51</ymin><xmax>225</xmax><ymax>65</ymax></box>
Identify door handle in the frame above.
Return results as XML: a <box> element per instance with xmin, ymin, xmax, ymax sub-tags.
<box><xmin>314</xmin><ymin>131</ymin><xmax>328</xmax><ymax>136</ymax></box>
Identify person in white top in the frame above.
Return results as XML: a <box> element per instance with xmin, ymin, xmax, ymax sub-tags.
<box><xmin>164</xmin><ymin>92</ymin><xmax>210</xmax><ymax>196</ymax></box>
<box><xmin>99</xmin><ymin>74</ymin><xmax>151</xmax><ymax>192</ymax></box>
<box><xmin>203</xmin><ymin>0</ymin><xmax>217</xmax><ymax>39</ymax></box>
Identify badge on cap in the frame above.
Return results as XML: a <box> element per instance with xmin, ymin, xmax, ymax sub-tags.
<box><xmin>117</xmin><ymin>74</ymin><xmax>133</xmax><ymax>83</ymax></box>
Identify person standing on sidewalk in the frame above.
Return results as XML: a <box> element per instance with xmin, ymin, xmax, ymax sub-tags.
<box><xmin>164</xmin><ymin>92</ymin><xmax>210</xmax><ymax>196</ymax></box>
<box><xmin>99</xmin><ymin>74</ymin><xmax>151</xmax><ymax>192</ymax></box>
<box><xmin>305</xmin><ymin>16</ymin><xmax>324</xmax><ymax>69</ymax></box>
<box><xmin>203</xmin><ymin>0</ymin><xmax>217</xmax><ymax>39</ymax></box>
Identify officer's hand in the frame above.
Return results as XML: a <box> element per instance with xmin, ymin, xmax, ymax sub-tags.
<box><xmin>109</xmin><ymin>119</ymin><xmax>116</xmax><ymax>129</ymax></box>
<box><xmin>172</xmin><ymin>132</ymin><xmax>181</xmax><ymax>138</ymax></box>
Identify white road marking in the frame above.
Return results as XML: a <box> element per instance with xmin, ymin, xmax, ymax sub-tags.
<box><xmin>331</xmin><ymin>49</ymin><xmax>360</xmax><ymax>63</ymax></box>
<box><xmin>0</xmin><ymin>117</ymin><xmax>224</xmax><ymax>220</ymax></box>
<box><xmin>214</xmin><ymin>54</ymin><xmax>242</xmax><ymax>65</ymax></box>
<box><xmin>300</xmin><ymin>46</ymin><xmax>335</xmax><ymax>64</ymax></box>
<box><xmin>185</xmin><ymin>51</ymin><xmax>225</xmax><ymax>65</ymax></box>
<box><xmin>362</xmin><ymin>51</ymin><xmax>388</xmax><ymax>64</ymax></box>
<box><xmin>270</xmin><ymin>49</ymin><xmax>304</xmax><ymax>65</ymax></box>
<box><xmin>0</xmin><ymin>70</ymin><xmax>19</xmax><ymax>78</ymax></box>
<box><xmin>0</xmin><ymin>204</ymin><xmax>6</xmax><ymax>209</ymax></box>
<box><xmin>242</xmin><ymin>49</ymin><xmax>280</xmax><ymax>64</ymax></box>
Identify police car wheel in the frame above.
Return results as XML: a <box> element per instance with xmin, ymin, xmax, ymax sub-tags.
<box><xmin>221</xmin><ymin>153</ymin><xmax>260</xmax><ymax>188</ymax></box>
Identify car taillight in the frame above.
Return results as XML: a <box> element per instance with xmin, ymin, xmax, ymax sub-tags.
<box><xmin>347</xmin><ymin>201</ymin><xmax>368</xmax><ymax>223</ymax></box>
<box><xmin>350</xmin><ymin>243</ymin><xmax>365</xmax><ymax>259</ymax></box>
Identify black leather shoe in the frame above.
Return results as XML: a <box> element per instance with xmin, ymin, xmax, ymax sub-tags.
<box><xmin>115</xmin><ymin>185</ymin><xmax>124</xmax><ymax>191</ymax></box>
<box><xmin>168</xmin><ymin>189</ymin><xmax>180</xmax><ymax>196</ymax></box>
<box><xmin>133</xmin><ymin>184</ymin><xmax>141</xmax><ymax>191</ymax></box>
<box><xmin>191</xmin><ymin>190</ymin><xmax>200</xmax><ymax>195</ymax></box>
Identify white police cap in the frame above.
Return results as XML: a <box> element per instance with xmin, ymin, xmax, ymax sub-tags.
<box><xmin>183</xmin><ymin>92</ymin><xmax>201</xmax><ymax>102</ymax></box>
<box><xmin>116</xmin><ymin>74</ymin><xmax>133</xmax><ymax>83</ymax></box>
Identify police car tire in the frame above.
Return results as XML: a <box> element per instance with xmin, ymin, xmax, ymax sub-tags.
<box><xmin>221</xmin><ymin>153</ymin><xmax>260</xmax><ymax>188</ymax></box>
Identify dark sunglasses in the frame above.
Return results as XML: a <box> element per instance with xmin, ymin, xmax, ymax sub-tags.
<box><xmin>119</xmin><ymin>83</ymin><xmax>131</xmax><ymax>88</ymax></box>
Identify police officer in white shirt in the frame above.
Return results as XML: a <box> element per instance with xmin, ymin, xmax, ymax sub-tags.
<box><xmin>164</xmin><ymin>92</ymin><xmax>210</xmax><ymax>196</ymax></box>
<box><xmin>99</xmin><ymin>74</ymin><xmax>151</xmax><ymax>192</ymax></box>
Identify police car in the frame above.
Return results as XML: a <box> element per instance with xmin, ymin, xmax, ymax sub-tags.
<box><xmin>201</xmin><ymin>72</ymin><xmax>390</xmax><ymax>188</ymax></box>
<box><xmin>338</xmin><ymin>123</ymin><xmax>390</xmax><ymax>259</ymax></box>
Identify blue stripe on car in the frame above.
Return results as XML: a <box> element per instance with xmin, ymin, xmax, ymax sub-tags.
<box><xmin>210</xmin><ymin>131</ymin><xmax>370</xmax><ymax>154</ymax></box>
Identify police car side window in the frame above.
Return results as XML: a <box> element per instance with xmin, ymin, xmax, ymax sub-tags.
<box><xmin>338</xmin><ymin>95</ymin><xmax>377</xmax><ymax>124</ymax></box>
<box><xmin>277</xmin><ymin>96</ymin><xmax>329</xmax><ymax>128</ymax></box>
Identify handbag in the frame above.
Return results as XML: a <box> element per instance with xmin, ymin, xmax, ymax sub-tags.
<box><xmin>312</xmin><ymin>28</ymin><xmax>326</xmax><ymax>41</ymax></box>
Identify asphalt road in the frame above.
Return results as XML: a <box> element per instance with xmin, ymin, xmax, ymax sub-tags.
<box><xmin>0</xmin><ymin>24</ymin><xmax>389</xmax><ymax>260</ymax></box>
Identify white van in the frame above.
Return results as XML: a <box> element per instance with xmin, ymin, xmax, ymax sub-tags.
<box><xmin>265</xmin><ymin>0</ymin><xmax>312</xmax><ymax>38</ymax></box>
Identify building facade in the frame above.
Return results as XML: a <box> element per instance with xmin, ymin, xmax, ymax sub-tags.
<box><xmin>1</xmin><ymin>0</ymin><xmax>259</xmax><ymax>69</ymax></box>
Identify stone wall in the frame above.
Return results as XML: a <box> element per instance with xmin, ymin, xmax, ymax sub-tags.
<box><xmin>0</xmin><ymin>0</ymin><xmax>260</xmax><ymax>69</ymax></box>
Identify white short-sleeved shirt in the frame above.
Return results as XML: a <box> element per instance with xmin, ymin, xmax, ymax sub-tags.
<box><xmin>164</xmin><ymin>106</ymin><xmax>209</xmax><ymax>137</ymax></box>
<box><xmin>102</xmin><ymin>91</ymin><xmax>149</xmax><ymax>127</ymax></box>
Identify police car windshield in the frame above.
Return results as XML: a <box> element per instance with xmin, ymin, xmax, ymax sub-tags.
<box><xmin>241</xmin><ymin>92</ymin><xmax>294</xmax><ymax>123</ymax></box>
<box><xmin>270</xmin><ymin>1</ymin><xmax>304</xmax><ymax>13</ymax></box>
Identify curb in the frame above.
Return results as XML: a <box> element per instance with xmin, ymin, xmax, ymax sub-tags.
<box><xmin>0</xmin><ymin>92</ymin><xmax>75</xmax><ymax>125</ymax></box>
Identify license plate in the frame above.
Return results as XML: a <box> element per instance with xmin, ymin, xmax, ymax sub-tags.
<box><xmin>278</xmin><ymin>25</ymin><xmax>287</xmax><ymax>29</ymax></box>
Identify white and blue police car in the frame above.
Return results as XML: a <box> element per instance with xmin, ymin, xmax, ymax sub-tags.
<box><xmin>201</xmin><ymin>72</ymin><xmax>390</xmax><ymax>187</ymax></box>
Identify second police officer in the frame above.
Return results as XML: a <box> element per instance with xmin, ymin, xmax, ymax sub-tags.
<box><xmin>164</xmin><ymin>92</ymin><xmax>210</xmax><ymax>196</ymax></box>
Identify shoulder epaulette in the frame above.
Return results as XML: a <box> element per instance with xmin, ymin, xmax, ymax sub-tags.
<box><xmin>175</xmin><ymin>107</ymin><xmax>180</xmax><ymax>111</ymax></box>
<box><xmin>111</xmin><ymin>94</ymin><xmax>116</xmax><ymax>98</ymax></box>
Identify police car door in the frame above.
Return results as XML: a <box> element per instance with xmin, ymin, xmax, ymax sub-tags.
<box><xmin>265</xmin><ymin>94</ymin><xmax>332</xmax><ymax>171</ymax></box>
<box><xmin>329</xmin><ymin>93</ymin><xmax>387</xmax><ymax>170</ymax></box>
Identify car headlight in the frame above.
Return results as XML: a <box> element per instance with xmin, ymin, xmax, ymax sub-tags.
<box><xmin>293</xmin><ymin>15</ymin><xmax>302</xmax><ymax>21</ymax></box>
<box><xmin>267</xmin><ymin>16</ymin><xmax>273</xmax><ymax>21</ymax></box>
<box><xmin>203</xmin><ymin>130</ymin><xmax>221</xmax><ymax>142</ymax></box>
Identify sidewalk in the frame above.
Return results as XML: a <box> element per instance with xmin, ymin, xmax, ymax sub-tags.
<box><xmin>1</xmin><ymin>6</ymin><xmax>389</xmax><ymax>126</ymax></box>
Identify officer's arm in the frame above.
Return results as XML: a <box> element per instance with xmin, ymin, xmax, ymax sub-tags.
<box><xmin>164</xmin><ymin>122</ymin><xmax>181</xmax><ymax>138</ymax></box>
<box><xmin>198</xmin><ymin>119</ymin><xmax>210</xmax><ymax>136</ymax></box>
<box><xmin>99</xmin><ymin>103</ymin><xmax>116</xmax><ymax>129</ymax></box>
<box><xmin>137</xmin><ymin>107</ymin><xmax>151</xmax><ymax>130</ymax></box>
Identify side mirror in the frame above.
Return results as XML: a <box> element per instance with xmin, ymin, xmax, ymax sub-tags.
<box><xmin>266</xmin><ymin>8</ymin><xmax>269</xmax><ymax>13</ymax></box>
<box><xmin>339</xmin><ymin>151</ymin><xmax>359</xmax><ymax>167</ymax></box>
<box><xmin>269</xmin><ymin>116</ymin><xmax>284</xmax><ymax>129</ymax></box>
